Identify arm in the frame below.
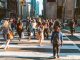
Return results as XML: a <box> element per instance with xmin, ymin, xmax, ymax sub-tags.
<box><xmin>51</xmin><ymin>32</ymin><xmax>54</xmax><ymax>43</ymax></box>
<box><xmin>60</xmin><ymin>32</ymin><xmax>63</xmax><ymax>46</ymax></box>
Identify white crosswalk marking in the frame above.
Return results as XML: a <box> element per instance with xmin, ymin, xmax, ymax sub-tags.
<box><xmin>0</xmin><ymin>44</ymin><xmax>79</xmax><ymax>49</ymax></box>
<box><xmin>0</xmin><ymin>32</ymin><xmax>80</xmax><ymax>59</ymax></box>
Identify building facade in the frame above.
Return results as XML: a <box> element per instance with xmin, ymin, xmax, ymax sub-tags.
<box><xmin>30</xmin><ymin>0</ymin><xmax>36</xmax><ymax>17</ymax></box>
<box><xmin>35</xmin><ymin>1</ymin><xmax>39</xmax><ymax>17</ymax></box>
<box><xmin>0</xmin><ymin>0</ymin><xmax>6</xmax><ymax>19</ymax></box>
<box><xmin>64</xmin><ymin>0</ymin><xmax>75</xmax><ymax>19</ymax></box>
<box><xmin>43</xmin><ymin>0</ymin><xmax>76</xmax><ymax>20</ymax></box>
<box><xmin>18</xmin><ymin>0</ymin><xmax>29</xmax><ymax>19</ymax></box>
<box><xmin>43</xmin><ymin>0</ymin><xmax>57</xmax><ymax>19</ymax></box>
<box><xmin>7</xmin><ymin>0</ymin><xmax>18</xmax><ymax>18</ymax></box>
<box><xmin>75</xmin><ymin>0</ymin><xmax>80</xmax><ymax>19</ymax></box>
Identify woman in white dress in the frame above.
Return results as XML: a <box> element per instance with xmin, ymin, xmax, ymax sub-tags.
<box><xmin>36</xmin><ymin>23</ymin><xmax>44</xmax><ymax>46</ymax></box>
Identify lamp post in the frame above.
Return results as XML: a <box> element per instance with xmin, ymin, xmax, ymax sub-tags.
<box><xmin>20</xmin><ymin>0</ymin><xmax>25</xmax><ymax>19</ymax></box>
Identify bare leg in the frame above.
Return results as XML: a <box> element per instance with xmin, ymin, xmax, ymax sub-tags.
<box><xmin>4</xmin><ymin>39</ymin><xmax>10</xmax><ymax>50</ymax></box>
<box><xmin>38</xmin><ymin>36</ymin><xmax>41</xmax><ymax>46</ymax></box>
<box><xmin>18</xmin><ymin>31</ymin><xmax>21</xmax><ymax>41</ymax></box>
<box><xmin>53</xmin><ymin>47</ymin><xmax>56</xmax><ymax>58</ymax></box>
<box><xmin>28</xmin><ymin>36</ymin><xmax>31</xmax><ymax>41</ymax></box>
<box><xmin>39</xmin><ymin>39</ymin><xmax>41</xmax><ymax>46</ymax></box>
<box><xmin>57</xmin><ymin>45</ymin><xmax>60</xmax><ymax>58</ymax></box>
<box><xmin>28</xmin><ymin>32</ymin><xmax>31</xmax><ymax>41</ymax></box>
<box><xmin>53</xmin><ymin>44</ymin><xmax>56</xmax><ymax>59</ymax></box>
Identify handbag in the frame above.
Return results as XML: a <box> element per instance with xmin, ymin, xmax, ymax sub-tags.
<box><xmin>8</xmin><ymin>31</ymin><xmax>14</xmax><ymax>40</ymax></box>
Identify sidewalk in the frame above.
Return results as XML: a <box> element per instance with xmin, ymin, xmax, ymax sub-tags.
<box><xmin>0</xmin><ymin>35</ymin><xmax>80</xmax><ymax>60</ymax></box>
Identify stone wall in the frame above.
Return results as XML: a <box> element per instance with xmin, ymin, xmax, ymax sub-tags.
<box><xmin>43</xmin><ymin>0</ymin><xmax>75</xmax><ymax>19</ymax></box>
<box><xmin>65</xmin><ymin>0</ymin><xmax>75</xmax><ymax>19</ymax></box>
<box><xmin>46</xmin><ymin>2</ymin><xmax>57</xmax><ymax>19</ymax></box>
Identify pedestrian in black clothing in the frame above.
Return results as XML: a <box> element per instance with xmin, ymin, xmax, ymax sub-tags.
<box><xmin>17</xmin><ymin>21</ymin><xmax>23</xmax><ymax>41</ymax></box>
<box><xmin>69</xmin><ymin>19</ymin><xmax>75</xmax><ymax>36</ymax></box>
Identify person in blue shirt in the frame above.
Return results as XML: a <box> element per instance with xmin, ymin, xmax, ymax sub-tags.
<box><xmin>51</xmin><ymin>26</ymin><xmax>63</xmax><ymax>59</ymax></box>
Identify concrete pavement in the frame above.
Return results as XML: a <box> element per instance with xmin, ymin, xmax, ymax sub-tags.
<box><xmin>0</xmin><ymin>31</ymin><xmax>80</xmax><ymax>60</ymax></box>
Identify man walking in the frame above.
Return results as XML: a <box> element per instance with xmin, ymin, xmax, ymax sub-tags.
<box><xmin>69</xmin><ymin>19</ymin><xmax>75</xmax><ymax>36</ymax></box>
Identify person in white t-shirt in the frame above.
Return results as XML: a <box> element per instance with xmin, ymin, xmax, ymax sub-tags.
<box><xmin>32</xmin><ymin>19</ymin><xmax>37</xmax><ymax>38</ymax></box>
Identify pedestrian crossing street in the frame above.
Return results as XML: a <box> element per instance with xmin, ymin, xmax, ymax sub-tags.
<box><xmin>0</xmin><ymin>31</ymin><xmax>80</xmax><ymax>59</ymax></box>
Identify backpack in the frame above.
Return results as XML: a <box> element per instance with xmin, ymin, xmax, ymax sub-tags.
<box><xmin>53</xmin><ymin>32</ymin><xmax>59</xmax><ymax>45</ymax></box>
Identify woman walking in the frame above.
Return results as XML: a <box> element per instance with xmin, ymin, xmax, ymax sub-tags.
<box><xmin>16</xmin><ymin>20</ymin><xmax>23</xmax><ymax>41</ymax></box>
<box><xmin>36</xmin><ymin>22</ymin><xmax>44</xmax><ymax>46</ymax></box>
<box><xmin>2</xmin><ymin>19</ymin><xmax>13</xmax><ymax>50</ymax></box>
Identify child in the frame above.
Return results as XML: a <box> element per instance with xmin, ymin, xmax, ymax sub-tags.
<box><xmin>51</xmin><ymin>26</ymin><xmax>63</xmax><ymax>59</ymax></box>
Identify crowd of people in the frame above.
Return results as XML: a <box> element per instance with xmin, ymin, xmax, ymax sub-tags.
<box><xmin>0</xmin><ymin>16</ymin><xmax>76</xmax><ymax>59</ymax></box>
<box><xmin>1</xmin><ymin>17</ymin><xmax>55</xmax><ymax>49</ymax></box>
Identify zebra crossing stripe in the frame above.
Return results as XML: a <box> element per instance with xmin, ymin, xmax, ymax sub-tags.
<box><xmin>0</xmin><ymin>33</ymin><xmax>79</xmax><ymax>50</ymax></box>
<box><xmin>74</xmin><ymin>33</ymin><xmax>80</xmax><ymax>39</ymax></box>
<box><xmin>63</xmin><ymin>33</ymin><xmax>80</xmax><ymax>51</ymax></box>
<box><xmin>0</xmin><ymin>44</ymin><xmax>79</xmax><ymax>50</ymax></box>
<box><xmin>0</xmin><ymin>33</ymin><xmax>80</xmax><ymax>59</ymax></box>
<box><xmin>0</xmin><ymin>51</ymin><xmax>80</xmax><ymax>59</ymax></box>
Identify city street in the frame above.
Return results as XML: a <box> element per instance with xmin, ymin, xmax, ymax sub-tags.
<box><xmin>0</xmin><ymin>0</ymin><xmax>80</xmax><ymax>60</ymax></box>
<box><xmin>0</xmin><ymin>29</ymin><xmax>80</xmax><ymax>60</ymax></box>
